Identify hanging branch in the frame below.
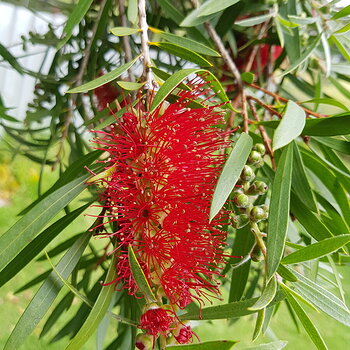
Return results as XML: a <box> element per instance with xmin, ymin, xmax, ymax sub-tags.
<box><xmin>119</xmin><ymin>0</ymin><xmax>134</xmax><ymax>81</ymax></box>
<box><xmin>204</xmin><ymin>22</ymin><xmax>249</xmax><ymax>133</ymax></box>
<box><xmin>138</xmin><ymin>0</ymin><xmax>154</xmax><ymax>90</ymax></box>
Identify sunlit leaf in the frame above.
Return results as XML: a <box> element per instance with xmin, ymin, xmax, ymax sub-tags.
<box><xmin>110</xmin><ymin>26</ymin><xmax>140</xmax><ymax>36</ymax></box>
<box><xmin>210</xmin><ymin>133</ymin><xmax>253</xmax><ymax>221</ymax></box>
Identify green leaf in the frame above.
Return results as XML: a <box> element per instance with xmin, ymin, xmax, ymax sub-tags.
<box><xmin>210</xmin><ymin>133</ymin><xmax>253</xmax><ymax>220</ymax></box>
<box><xmin>334</xmin><ymin>22</ymin><xmax>350</xmax><ymax>34</ymax></box>
<box><xmin>4</xmin><ymin>232</ymin><xmax>91</xmax><ymax>350</ymax></box>
<box><xmin>150</xmin><ymin>68</ymin><xmax>233</xmax><ymax>112</ymax></box>
<box><xmin>291</xmin><ymin>141</ymin><xmax>318</xmax><ymax>212</ymax></box>
<box><xmin>332</xmin><ymin>4</ymin><xmax>350</xmax><ymax>19</ymax></box>
<box><xmin>166</xmin><ymin>341</ymin><xmax>238</xmax><ymax>350</ymax></box>
<box><xmin>65</xmin><ymin>254</ymin><xmax>118</xmax><ymax>350</ymax></box>
<box><xmin>292</xmin><ymin>271</ymin><xmax>350</xmax><ymax>327</ymax></box>
<box><xmin>235</xmin><ymin>13</ymin><xmax>274</xmax><ymax>27</ymax></box>
<box><xmin>229</xmin><ymin>225</ymin><xmax>255</xmax><ymax>302</ymax></box>
<box><xmin>0</xmin><ymin>42</ymin><xmax>24</xmax><ymax>74</ymax></box>
<box><xmin>151</xmin><ymin>67</ymin><xmax>190</xmax><ymax>90</ymax></box>
<box><xmin>67</xmin><ymin>56</ymin><xmax>139</xmax><ymax>93</ymax></box>
<box><xmin>252</xmin><ymin>309</ymin><xmax>265</xmax><ymax>341</ymax></box>
<box><xmin>154</xmin><ymin>30</ymin><xmax>220</xmax><ymax>56</ymax></box>
<box><xmin>0</xmin><ymin>175</ymin><xmax>88</xmax><ymax>274</ymax></box>
<box><xmin>117</xmin><ymin>81</ymin><xmax>145</xmax><ymax>90</ymax></box>
<box><xmin>179</xmin><ymin>291</ymin><xmax>285</xmax><ymax>320</ymax></box>
<box><xmin>280</xmin><ymin>35</ymin><xmax>321</xmax><ymax>76</ymax></box>
<box><xmin>180</xmin><ymin>0</ymin><xmax>240</xmax><ymax>27</ymax></box>
<box><xmin>150</xmin><ymin>42</ymin><xmax>212</xmax><ymax>67</ymax></box>
<box><xmin>249</xmin><ymin>277</ymin><xmax>277</xmax><ymax>311</ymax></box>
<box><xmin>57</xmin><ymin>0</ymin><xmax>94</xmax><ymax>49</ymax></box>
<box><xmin>110</xmin><ymin>26</ymin><xmax>140</xmax><ymax>36</ymax></box>
<box><xmin>128</xmin><ymin>246</ymin><xmax>156</xmax><ymax>303</ymax></box>
<box><xmin>273</xmin><ymin>101</ymin><xmax>306</xmax><ymax>150</ymax></box>
<box><xmin>282</xmin><ymin>235</ymin><xmax>350</xmax><ymax>265</ymax></box>
<box><xmin>127</xmin><ymin>0</ymin><xmax>138</xmax><ymax>24</ymax></box>
<box><xmin>303</xmin><ymin>98</ymin><xmax>349</xmax><ymax>111</ymax></box>
<box><xmin>19</xmin><ymin>150</ymin><xmax>102</xmax><ymax>215</ymax></box>
<box><xmin>241</xmin><ymin>72</ymin><xmax>255</xmax><ymax>84</ymax></box>
<box><xmin>277</xmin><ymin>264</ymin><xmax>298</xmax><ymax>282</ymax></box>
<box><xmin>242</xmin><ymin>341</ymin><xmax>288</xmax><ymax>350</ymax></box>
<box><xmin>266</xmin><ymin>144</ymin><xmax>293</xmax><ymax>280</ymax></box>
<box><xmin>283</xmin><ymin>288</ymin><xmax>328</xmax><ymax>350</ymax></box>
<box><xmin>258</xmin><ymin>113</ymin><xmax>350</xmax><ymax>136</ymax></box>
<box><xmin>313</xmin><ymin>137</ymin><xmax>350</xmax><ymax>155</ymax></box>
<box><xmin>290</xmin><ymin>193</ymin><xmax>333</xmax><ymax>241</ymax></box>
<box><xmin>0</xmin><ymin>204</ymin><xmax>90</xmax><ymax>288</ymax></box>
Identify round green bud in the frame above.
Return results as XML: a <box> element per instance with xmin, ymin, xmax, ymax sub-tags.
<box><xmin>250</xmin><ymin>244</ymin><xmax>262</xmax><ymax>262</ymax></box>
<box><xmin>254</xmin><ymin>158</ymin><xmax>265</xmax><ymax>168</ymax></box>
<box><xmin>233</xmin><ymin>192</ymin><xmax>250</xmax><ymax>208</ymax></box>
<box><xmin>240</xmin><ymin>165</ymin><xmax>255</xmax><ymax>182</ymax></box>
<box><xmin>249</xmin><ymin>206</ymin><xmax>268</xmax><ymax>222</ymax></box>
<box><xmin>230</xmin><ymin>214</ymin><xmax>249</xmax><ymax>229</ymax></box>
<box><xmin>253</xmin><ymin>143</ymin><xmax>266</xmax><ymax>155</ymax></box>
<box><xmin>247</xmin><ymin>150</ymin><xmax>262</xmax><ymax>165</ymax></box>
<box><xmin>247</xmin><ymin>181</ymin><xmax>268</xmax><ymax>196</ymax></box>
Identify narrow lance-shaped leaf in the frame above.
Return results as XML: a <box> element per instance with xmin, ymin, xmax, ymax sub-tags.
<box><xmin>272</xmin><ymin>101</ymin><xmax>306</xmax><ymax>150</ymax></box>
<box><xmin>57</xmin><ymin>0</ymin><xmax>94</xmax><ymax>49</ymax></box>
<box><xmin>210</xmin><ymin>133</ymin><xmax>253</xmax><ymax>221</ymax></box>
<box><xmin>0</xmin><ymin>203</ymin><xmax>91</xmax><ymax>288</ymax></box>
<box><xmin>252</xmin><ymin>309</ymin><xmax>265</xmax><ymax>341</ymax></box>
<box><xmin>0</xmin><ymin>174</ymin><xmax>89</xmax><ymax>273</ymax></box>
<box><xmin>249</xmin><ymin>277</ymin><xmax>277</xmax><ymax>311</ymax></box>
<box><xmin>291</xmin><ymin>141</ymin><xmax>318</xmax><ymax>213</ymax></box>
<box><xmin>150</xmin><ymin>68</ymin><xmax>233</xmax><ymax>112</ymax></box>
<box><xmin>282</xmin><ymin>235</ymin><xmax>350</xmax><ymax>265</ymax></box>
<box><xmin>292</xmin><ymin>271</ymin><xmax>350</xmax><ymax>327</ymax></box>
<box><xmin>280</xmin><ymin>35</ymin><xmax>321</xmax><ymax>76</ymax></box>
<box><xmin>65</xmin><ymin>253</ymin><xmax>119</xmax><ymax>350</ymax></box>
<box><xmin>151</xmin><ymin>29</ymin><xmax>220</xmax><ymax>56</ymax></box>
<box><xmin>128</xmin><ymin>246</ymin><xmax>156</xmax><ymax>303</ymax></box>
<box><xmin>67</xmin><ymin>56</ymin><xmax>140</xmax><ymax>93</ymax></box>
<box><xmin>179</xmin><ymin>291</ymin><xmax>285</xmax><ymax>320</ymax></box>
<box><xmin>150</xmin><ymin>42</ymin><xmax>213</xmax><ymax>67</ymax></box>
<box><xmin>180</xmin><ymin>0</ymin><xmax>240</xmax><ymax>27</ymax></box>
<box><xmin>166</xmin><ymin>341</ymin><xmax>238</xmax><ymax>350</ymax></box>
<box><xmin>267</xmin><ymin>143</ymin><xmax>293</xmax><ymax>281</ymax></box>
<box><xmin>4</xmin><ymin>232</ymin><xmax>92</xmax><ymax>350</ymax></box>
<box><xmin>281</xmin><ymin>286</ymin><xmax>328</xmax><ymax>350</ymax></box>
<box><xmin>0</xmin><ymin>42</ymin><xmax>24</xmax><ymax>74</ymax></box>
<box><xmin>110</xmin><ymin>27</ymin><xmax>140</xmax><ymax>36</ymax></box>
<box><xmin>242</xmin><ymin>341</ymin><xmax>288</xmax><ymax>350</ymax></box>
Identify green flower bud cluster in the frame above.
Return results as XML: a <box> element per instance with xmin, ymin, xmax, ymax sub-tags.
<box><xmin>230</xmin><ymin>143</ymin><xmax>269</xmax><ymax>230</ymax></box>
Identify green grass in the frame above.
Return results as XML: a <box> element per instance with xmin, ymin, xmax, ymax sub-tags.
<box><xmin>0</xmin><ymin>153</ymin><xmax>349</xmax><ymax>349</ymax></box>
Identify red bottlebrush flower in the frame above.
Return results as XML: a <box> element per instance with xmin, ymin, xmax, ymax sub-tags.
<box><xmin>89</xmin><ymin>76</ymin><xmax>230</xmax><ymax>312</ymax></box>
<box><xmin>139</xmin><ymin>306</ymin><xmax>174</xmax><ymax>336</ymax></box>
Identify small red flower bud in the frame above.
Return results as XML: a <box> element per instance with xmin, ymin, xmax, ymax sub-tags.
<box><xmin>135</xmin><ymin>333</ymin><xmax>153</xmax><ymax>350</ymax></box>
<box><xmin>174</xmin><ymin>324</ymin><xmax>193</xmax><ymax>344</ymax></box>
<box><xmin>139</xmin><ymin>307</ymin><xmax>174</xmax><ymax>336</ymax></box>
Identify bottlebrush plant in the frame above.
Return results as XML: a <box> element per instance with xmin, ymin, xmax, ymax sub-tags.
<box><xmin>1</xmin><ymin>1</ymin><xmax>350</xmax><ymax>350</ymax></box>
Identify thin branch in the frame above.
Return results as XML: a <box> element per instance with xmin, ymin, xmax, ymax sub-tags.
<box><xmin>138</xmin><ymin>0</ymin><xmax>154</xmax><ymax>90</ymax></box>
<box><xmin>247</xmin><ymin>98</ymin><xmax>276</xmax><ymax>169</ymax></box>
<box><xmin>247</xmin><ymin>95</ymin><xmax>282</xmax><ymax>119</ymax></box>
<box><xmin>119</xmin><ymin>0</ymin><xmax>134</xmax><ymax>81</ymax></box>
<box><xmin>58</xmin><ymin>0</ymin><xmax>107</xmax><ymax>161</ymax></box>
<box><xmin>204</xmin><ymin>22</ymin><xmax>249</xmax><ymax>133</ymax></box>
<box><xmin>247</xmin><ymin>82</ymin><xmax>327</xmax><ymax>118</ymax></box>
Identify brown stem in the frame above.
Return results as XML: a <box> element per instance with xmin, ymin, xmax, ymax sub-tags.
<box><xmin>247</xmin><ymin>95</ymin><xmax>282</xmax><ymax>119</ymax></box>
<box><xmin>57</xmin><ymin>0</ymin><xmax>108</xmax><ymax>162</ymax></box>
<box><xmin>119</xmin><ymin>0</ymin><xmax>134</xmax><ymax>81</ymax></box>
<box><xmin>247</xmin><ymin>82</ymin><xmax>327</xmax><ymax>118</ymax></box>
<box><xmin>247</xmin><ymin>98</ymin><xmax>276</xmax><ymax>169</ymax></box>
<box><xmin>204</xmin><ymin>22</ymin><xmax>249</xmax><ymax>133</ymax></box>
